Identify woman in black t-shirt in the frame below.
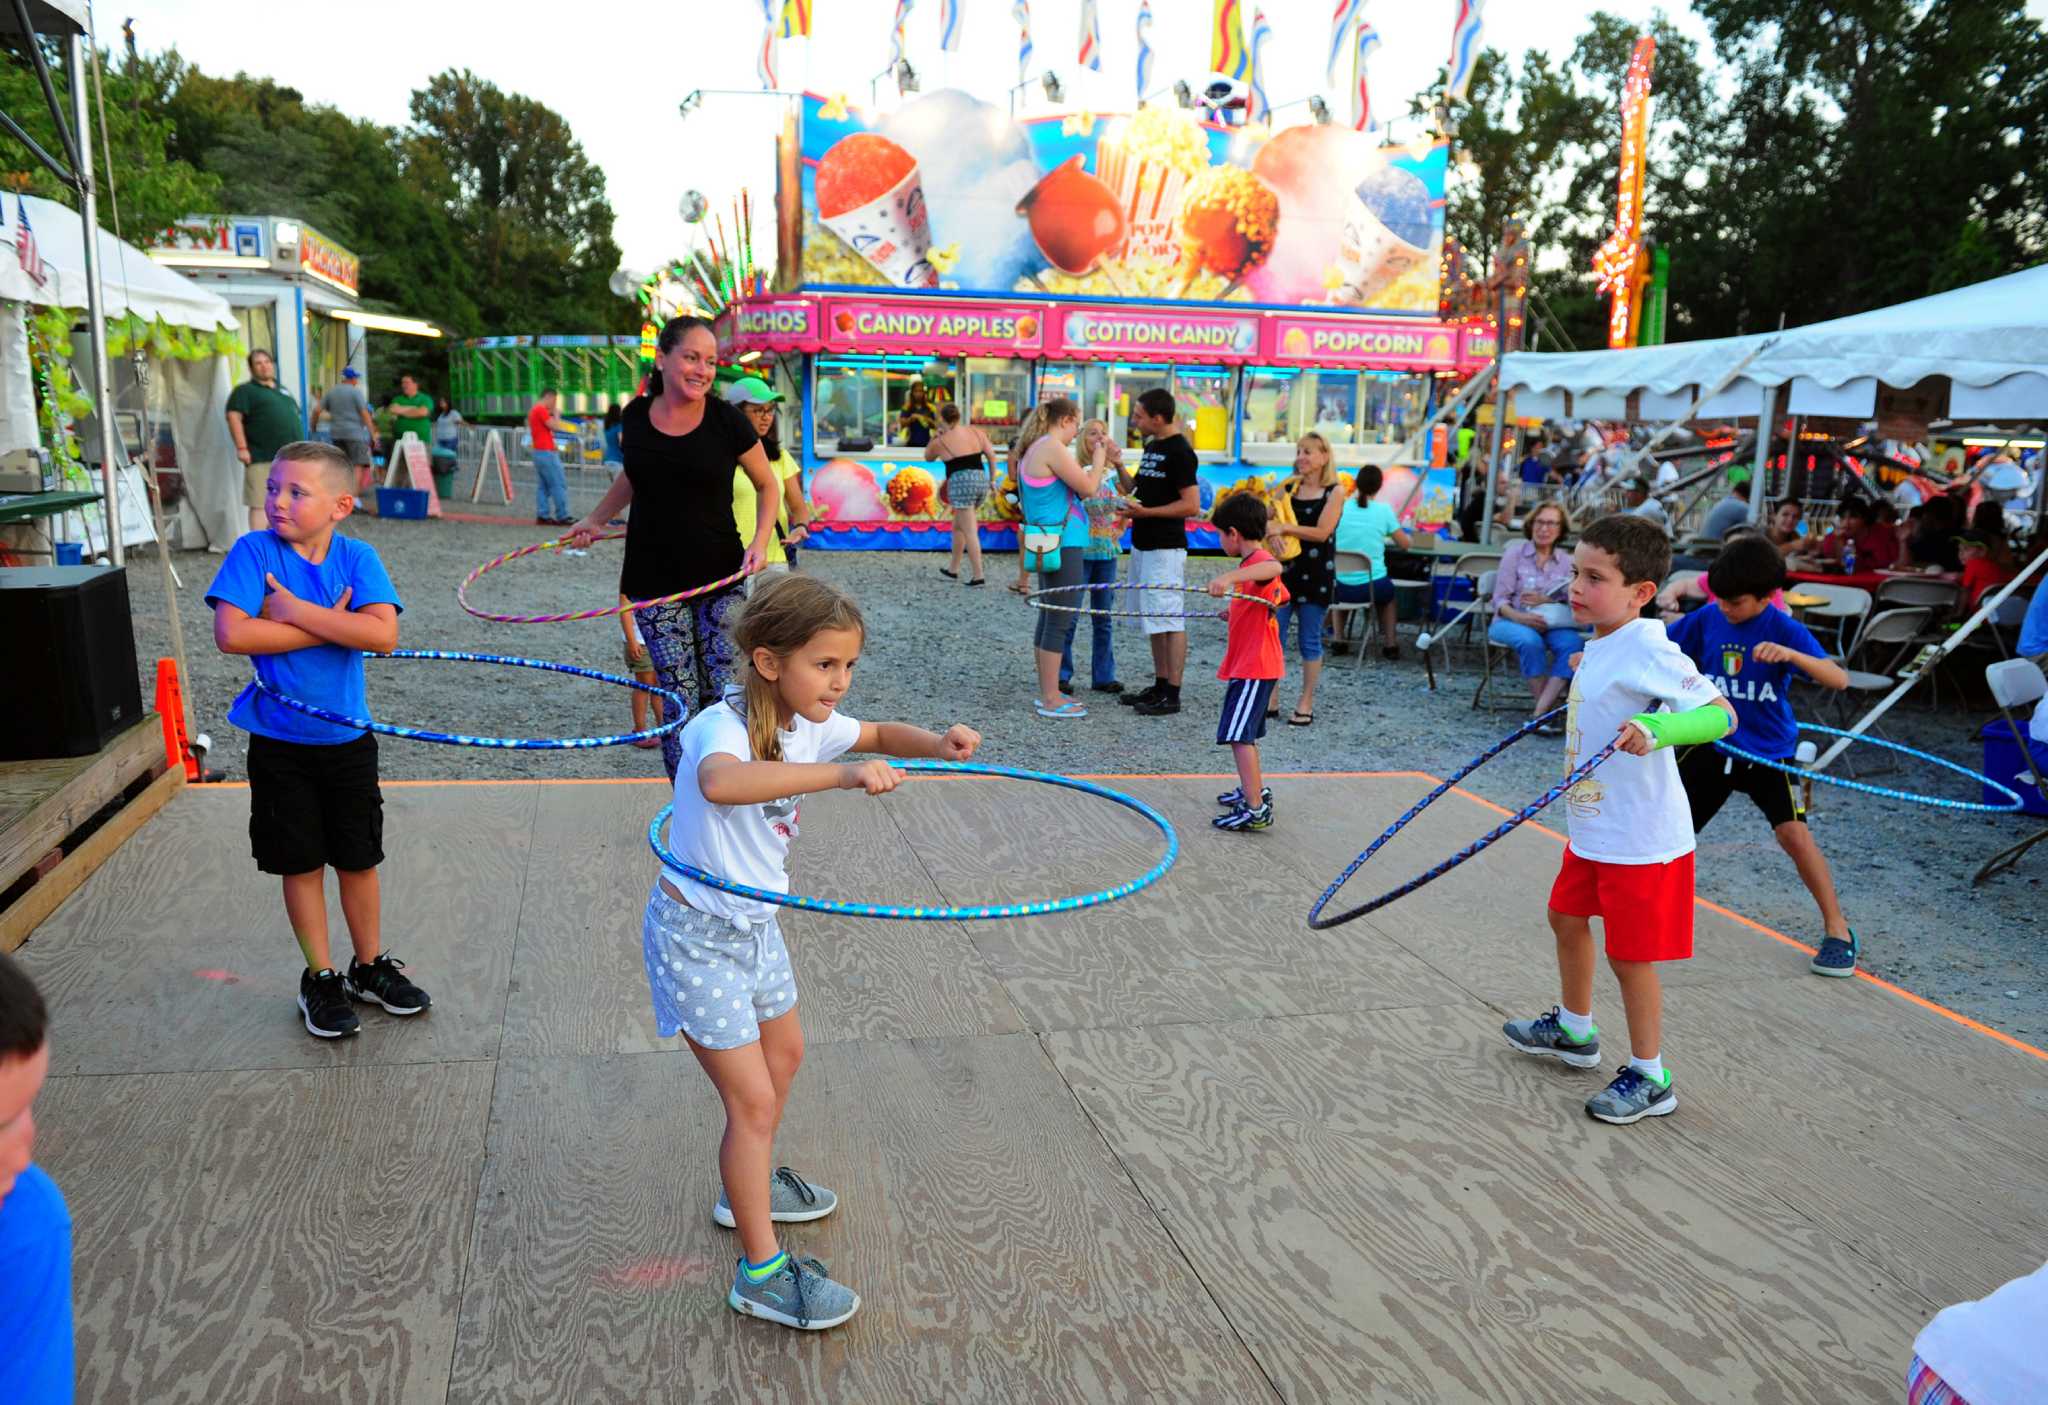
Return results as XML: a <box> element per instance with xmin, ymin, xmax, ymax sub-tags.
<box><xmin>569</xmin><ymin>316</ymin><xmax>780</xmax><ymax>778</ymax></box>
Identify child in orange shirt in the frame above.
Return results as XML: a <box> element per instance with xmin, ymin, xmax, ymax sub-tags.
<box><xmin>1206</xmin><ymin>493</ymin><xmax>1289</xmax><ymax>832</ymax></box>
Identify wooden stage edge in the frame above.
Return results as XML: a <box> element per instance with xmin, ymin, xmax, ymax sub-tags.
<box><xmin>1</xmin><ymin>716</ymin><xmax>182</xmax><ymax>954</ymax></box>
<box><xmin>187</xmin><ymin>769</ymin><xmax>2048</xmax><ymax>1067</ymax></box>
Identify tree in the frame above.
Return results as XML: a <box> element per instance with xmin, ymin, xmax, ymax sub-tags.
<box><xmin>404</xmin><ymin>71</ymin><xmax>630</xmax><ymax>336</ymax></box>
<box><xmin>0</xmin><ymin>39</ymin><xmax>219</xmax><ymax>246</ymax></box>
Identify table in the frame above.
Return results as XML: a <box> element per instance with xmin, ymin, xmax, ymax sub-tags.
<box><xmin>0</xmin><ymin>489</ymin><xmax>100</xmax><ymax>526</ymax></box>
<box><xmin>1787</xmin><ymin>568</ymin><xmax>1960</xmax><ymax>594</ymax></box>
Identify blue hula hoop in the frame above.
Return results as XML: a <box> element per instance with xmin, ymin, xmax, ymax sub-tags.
<box><xmin>1713</xmin><ymin>724</ymin><xmax>2023</xmax><ymax>813</ymax></box>
<box><xmin>649</xmin><ymin>760</ymin><xmax>1179</xmax><ymax>920</ymax></box>
<box><xmin>1308</xmin><ymin>709</ymin><xmax>1618</xmax><ymax>930</ymax></box>
<box><xmin>253</xmin><ymin>649</ymin><xmax>686</xmax><ymax>749</ymax></box>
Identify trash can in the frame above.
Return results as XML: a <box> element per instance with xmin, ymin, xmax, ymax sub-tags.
<box><xmin>1980</xmin><ymin>717</ymin><xmax>2048</xmax><ymax>816</ymax></box>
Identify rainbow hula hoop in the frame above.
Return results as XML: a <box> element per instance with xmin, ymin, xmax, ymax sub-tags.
<box><xmin>649</xmin><ymin>760</ymin><xmax>1179</xmax><ymax>920</ymax></box>
<box><xmin>253</xmin><ymin>649</ymin><xmax>686</xmax><ymax>749</ymax></box>
<box><xmin>1714</xmin><ymin>724</ymin><xmax>2023</xmax><ymax>813</ymax></box>
<box><xmin>1027</xmin><ymin>580</ymin><xmax>1282</xmax><ymax>621</ymax></box>
<box><xmin>1308</xmin><ymin>709</ymin><xmax>1618</xmax><ymax>930</ymax></box>
<box><xmin>458</xmin><ymin>530</ymin><xmax>749</xmax><ymax>624</ymax></box>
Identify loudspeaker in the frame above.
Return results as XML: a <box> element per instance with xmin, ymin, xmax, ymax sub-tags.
<box><xmin>0</xmin><ymin>565</ymin><xmax>144</xmax><ymax>760</ymax></box>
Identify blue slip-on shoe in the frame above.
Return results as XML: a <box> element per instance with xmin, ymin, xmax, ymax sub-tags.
<box><xmin>1810</xmin><ymin>930</ymin><xmax>1858</xmax><ymax>978</ymax></box>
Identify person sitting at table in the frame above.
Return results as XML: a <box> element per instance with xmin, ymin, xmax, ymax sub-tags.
<box><xmin>1899</xmin><ymin>493</ymin><xmax>1964</xmax><ymax>572</ymax></box>
<box><xmin>1331</xmin><ymin>462</ymin><xmax>1407</xmax><ymax>664</ymax></box>
<box><xmin>1487</xmin><ymin>501</ymin><xmax>1579</xmax><ymax>732</ymax></box>
<box><xmin>1765</xmin><ymin>498</ymin><xmax>1804</xmax><ymax>549</ymax></box>
<box><xmin>1786</xmin><ymin>499</ymin><xmax>1897</xmax><ymax>573</ymax></box>
<box><xmin>1699</xmin><ymin>480</ymin><xmax>1753</xmax><ymax>541</ymax></box>
<box><xmin>1956</xmin><ymin>504</ymin><xmax>2020</xmax><ymax>610</ymax></box>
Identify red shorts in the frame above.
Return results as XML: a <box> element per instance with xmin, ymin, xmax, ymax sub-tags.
<box><xmin>1548</xmin><ymin>846</ymin><xmax>1695</xmax><ymax>962</ymax></box>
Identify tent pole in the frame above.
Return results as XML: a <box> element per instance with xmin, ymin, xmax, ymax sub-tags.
<box><xmin>1745</xmin><ymin>383</ymin><xmax>1777</xmax><ymax>524</ymax></box>
<box><xmin>69</xmin><ymin>31</ymin><xmax>121</xmax><ymax>567</ymax></box>
<box><xmin>1480</xmin><ymin>282</ymin><xmax>1508</xmax><ymax>545</ymax></box>
<box><xmin>1810</xmin><ymin>547</ymin><xmax>2048</xmax><ymax>773</ymax></box>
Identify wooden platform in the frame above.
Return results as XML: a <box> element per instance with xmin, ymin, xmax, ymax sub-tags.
<box><xmin>19</xmin><ymin>773</ymin><xmax>2048</xmax><ymax>1404</ymax></box>
<box><xmin>0</xmin><ymin>715</ymin><xmax>180</xmax><ymax>953</ymax></box>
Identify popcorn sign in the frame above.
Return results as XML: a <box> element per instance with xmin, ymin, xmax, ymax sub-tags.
<box><xmin>1053</xmin><ymin>308</ymin><xmax>1259</xmax><ymax>359</ymax></box>
<box><xmin>1262</xmin><ymin>316</ymin><xmax>1459</xmax><ymax>370</ymax></box>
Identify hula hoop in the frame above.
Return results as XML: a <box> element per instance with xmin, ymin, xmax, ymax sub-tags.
<box><xmin>253</xmin><ymin>649</ymin><xmax>686</xmax><ymax>749</ymax></box>
<box><xmin>649</xmin><ymin>760</ymin><xmax>1179</xmax><ymax>920</ymax></box>
<box><xmin>1308</xmin><ymin>710</ymin><xmax>1618</xmax><ymax>930</ymax></box>
<box><xmin>1714</xmin><ymin>724</ymin><xmax>2023</xmax><ymax>813</ymax></box>
<box><xmin>1027</xmin><ymin>580</ymin><xmax>1281</xmax><ymax>621</ymax></box>
<box><xmin>458</xmin><ymin>530</ymin><xmax>749</xmax><ymax>624</ymax></box>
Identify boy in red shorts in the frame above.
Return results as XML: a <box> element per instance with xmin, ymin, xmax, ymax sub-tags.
<box><xmin>1503</xmin><ymin>515</ymin><xmax>1735</xmax><ymax>1124</ymax></box>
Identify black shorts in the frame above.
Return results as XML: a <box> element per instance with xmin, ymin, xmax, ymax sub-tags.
<box><xmin>1217</xmin><ymin>678</ymin><xmax>1276</xmax><ymax>745</ymax></box>
<box><xmin>1678</xmin><ymin>742</ymin><xmax>1804</xmax><ymax>831</ymax></box>
<box><xmin>246</xmin><ymin>732</ymin><xmax>384</xmax><ymax>874</ymax></box>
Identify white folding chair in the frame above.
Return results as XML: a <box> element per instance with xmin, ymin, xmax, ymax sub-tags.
<box><xmin>1798</xmin><ymin>582</ymin><xmax>1872</xmax><ymax>659</ymax></box>
<box><xmin>1325</xmin><ymin>550</ymin><xmax>1376</xmax><ymax>661</ymax></box>
<box><xmin>1975</xmin><ymin>659</ymin><xmax>2048</xmax><ymax>883</ymax></box>
<box><xmin>1468</xmin><ymin>570</ymin><xmax>1523</xmax><ymax>712</ymax></box>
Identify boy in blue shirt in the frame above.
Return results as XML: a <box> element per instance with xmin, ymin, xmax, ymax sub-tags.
<box><xmin>207</xmin><ymin>441</ymin><xmax>434</xmax><ymax>1038</ymax></box>
<box><xmin>1668</xmin><ymin>535</ymin><xmax>1857</xmax><ymax>974</ymax></box>
<box><xmin>0</xmin><ymin>953</ymin><xmax>71</xmax><ymax>1404</ymax></box>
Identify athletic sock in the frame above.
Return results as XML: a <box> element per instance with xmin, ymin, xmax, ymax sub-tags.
<box><xmin>1558</xmin><ymin>1006</ymin><xmax>1594</xmax><ymax>1042</ymax></box>
<box><xmin>742</xmin><ymin>1250</ymin><xmax>789</xmax><ymax>1281</ymax></box>
<box><xmin>1163</xmin><ymin>683</ymin><xmax>1181</xmax><ymax>702</ymax></box>
<box><xmin>1628</xmin><ymin>1054</ymin><xmax>1666</xmax><ymax>1083</ymax></box>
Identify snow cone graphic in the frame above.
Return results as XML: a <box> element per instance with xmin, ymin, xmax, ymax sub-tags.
<box><xmin>1330</xmin><ymin>163</ymin><xmax>1433</xmax><ymax>306</ymax></box>
<box><xmin>816</xmin><ymin>133</ymin><xmax>938</xmax><ymax>289</ymax></box>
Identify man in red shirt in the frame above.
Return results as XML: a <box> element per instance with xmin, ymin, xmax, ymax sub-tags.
<box><xmin>1205</xmin><ymin>492</ymin><xmax>1290</xmax><ymax>832</ymax></box>
<box><xmin>1787</xmin><ymin>499</ymin><xmax>1897</xmax><ymax>573</ymax></box>
<box><xmin>527</xmin><ymin>389</ymin><xmax>576</xmax><ymax>526</ymax></box>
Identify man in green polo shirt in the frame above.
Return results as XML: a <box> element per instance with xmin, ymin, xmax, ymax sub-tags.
<box><xmin>386</xmin><ymin>374</ymin><xmax>435</xmax><ymax>452</ymax></box>
<box><xmin>225</xmin><ymin>349</ymin><xmax>304</xmax><ymax>533</ymax></box>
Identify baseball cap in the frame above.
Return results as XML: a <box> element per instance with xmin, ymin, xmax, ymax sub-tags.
<box><xmin>723</xmin><ymin>375</ymin><xmax>783</xmax><ymax>405</ymax></box>
<box><xmin>341</xmin><ymin>366</ymin><xmax>360</xmax><ymax>380</ymax></box>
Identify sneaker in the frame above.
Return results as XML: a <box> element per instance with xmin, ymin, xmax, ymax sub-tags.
<box><xmin>1810</xmin><ymin>930</ymin><xmax>1858</xmax><ymax>978</ymax></box>
<box><xmin>1119</xmin><ymin>685</ymin><xmax>1161</xmax><ymax>708</ymax></box>
<box><xmin>1212</xmin><ymin>802</ymin><xmax>1273</xmax><ymax>832</ymax></box>
<box><xmin>1091</xmin><ymin>681</ymin><xmax>1125</xmax><ymax>694</ymax></box>
<box><xmin>297</xmin><ymin>968</ymin><xmax>360</xmax><ymax>1039</ymax></box>
<box><xmin>728</xmin><ymin>1253</ymin><xmax>861</xmax><ymax>1330</ymax></box>
<box><xmin>344</xmin><ymin>954</ymin><xmax>433</xmax><ymax>1015</ymax></box>
<box><xmin>1133</xmin><ymin>693</ymin><xmax>1182</xmax><ymax>716</ymax></box>
<box><xmin>1502</xmin><ymin>1007</ymin><xmax>1601</xmax><ymax>1069</ymax></box>
<box><xmin>714</xmin><ymin>1166</ymin><xmax>839</xmax><ymax>1227</ymax></box>
<box><xmin>1215</xmin><ymin>785</ymin><xmax>1273</xmax><ymax>808</ymax></box>
<box><xmin>1585</xmin><ymin>1065</ymin><xmax>1678</xmax><ymax>1125</ymax></box>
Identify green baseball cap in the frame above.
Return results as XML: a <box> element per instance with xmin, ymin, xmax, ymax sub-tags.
<box><xmin>723</xmin><ymin>375</ymin><xmax>783</xmax><ymax>405</ymax></box>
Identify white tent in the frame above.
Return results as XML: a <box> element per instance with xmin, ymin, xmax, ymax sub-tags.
<box><xmin>1</xmin><ymin>194</ymin><xmax>244</xmax><ymax>552</ymax></box>
<box><xmin>1501</xmin><ymin>264</ymin><xmax>2048</xmax><ymax>424</ymax></box>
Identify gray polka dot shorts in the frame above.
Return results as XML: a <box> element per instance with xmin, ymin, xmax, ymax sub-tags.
<box><xmin>642</xmin><ymin>884</ymin><xmax>798</xmax><ymax>1048</ymax></box>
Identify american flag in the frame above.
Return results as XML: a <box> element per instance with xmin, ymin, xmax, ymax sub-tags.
<box><xmin>1135</xmin><ymin>0</ymin><xmax>1155</xmax><ymax>101</ymax></box>
<box><xmin>15</xmin><ymin>196</ymin><xmax>47</xmax><ymax>288</ymax></box>
<box><xmin>1447</xmin><ymin>0</ymin><xmax>1486</xmax><ymax>102</ymax></box>
<box><xmin>1354</xmin><ymin>18</ymin><xmax>1382</xmax><ymax>129</ymax></box>
<box><xmin>1247</xmin><ymin>8</ymin><xmax>1273</xmax><ymax>124</ymax></box>
<box><xmin>1078</xmin><ymin>0</ymin><xmax>1101</xmax><ymax>71</ymax></box>
<box><xmin>1327</xmin><ymin>0</ymin><xmax>1361</xmax><ymax>85</ymax></box>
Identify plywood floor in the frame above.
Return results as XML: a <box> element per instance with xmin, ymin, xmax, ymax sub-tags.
<box><xmin>20</xmin><ymin>773</ymin><xmax>2048</xmax><ymax>1404</ymax></box>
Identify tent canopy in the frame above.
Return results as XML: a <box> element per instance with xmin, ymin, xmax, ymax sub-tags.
<box><xmin>0</xmin><ymin>194</ymin><xmax>235</xmax><ymax>331</ymax></box>
<box><xmin>0</xmin><ymin>1</ymin><xmax>88</xmax><ymax>35</ymax></box>
<box><xmin>1502</xmin><ymin>264</ymin><xmax>2048</xmax><ymax>424</ymax></box>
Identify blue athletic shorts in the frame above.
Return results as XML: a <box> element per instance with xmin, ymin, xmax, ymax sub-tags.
<box><xmin>1217</xmin><ymin>678</ymin><xmax>1276</xmax><ymax>745</ymax></box>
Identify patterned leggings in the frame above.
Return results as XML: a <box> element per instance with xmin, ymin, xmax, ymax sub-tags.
<box><xmin>637</xmin><ymin>586</ymin><xmax>743</xmax><ymax>780</ymax></box>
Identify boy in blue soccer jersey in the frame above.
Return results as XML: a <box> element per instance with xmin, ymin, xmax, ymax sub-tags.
<box><xmin>1669</xmin><ymin>534</ymin><xmax>1857</xmax><ymax>975</ymax></box>
<box><xmin>208</xmin><ymin>441</ymin><xmax>434</xmax><ymax>1039</ymax></box>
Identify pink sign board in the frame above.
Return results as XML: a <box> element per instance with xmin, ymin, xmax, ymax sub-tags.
<box><xmin>1262</xmin><ymin>316</ymin><xmax>1460</xmax><ymax>370</ymax></box>
<box><xmin>729</xmin><ymin>298</ymin><xmax>818</xmax><ymax>345</ymax></box>
<box><xmin>822</xmin><ymin>297</ymin><xmax>1046</xmax><ymax>354</ymax></box>
<box><xmin>1051</xmin><ymin>305</ymin><xmax>1261</xmax><ymax>361</ymax></box>
<box><xmin>1460</xmin><ymin>325</ymin><xmax>1500</xmax><ymax>365</ymax></box>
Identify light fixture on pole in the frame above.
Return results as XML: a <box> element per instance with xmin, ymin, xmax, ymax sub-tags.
<box><xmin>678</xmin><ymin>90</ymin><xmax>703</xmax><ymax>119</ymax></box>
<box><xmin>1172</xmin><ymin>79</ymin><xmax>1194</xmax><ymax>108</ymax></box>
<box><xmin>1041</xmin><ymin>72</ymin><xmax>1063</xmax><ymax>103</ymax></box>
<box><xmin>1307</xmin><ymin>95</ymin><xmax>1332</xmax><ymax>125</ymax></box>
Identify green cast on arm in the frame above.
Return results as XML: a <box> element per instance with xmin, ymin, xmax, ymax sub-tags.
<box><xmin>1631</xmin><ymin>704</ymin><xmax>1733</xmax><ymax>750</ymax></box>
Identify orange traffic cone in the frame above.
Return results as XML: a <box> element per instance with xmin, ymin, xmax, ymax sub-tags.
<box><xmin>155</xmin><ymin>658</ymin><xmax>199</xmax><ymax>782</ymax></box>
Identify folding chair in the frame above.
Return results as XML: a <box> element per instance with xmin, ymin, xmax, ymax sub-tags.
<box><xmin>1974</xmin><ymin>659</ymin><xmax>2048</xmax><ymax>884</ymax></box>
<box><xmin>1325</xmin><ymin>551</ymin><xmax>1377</xmax><ymax>661</ymax></box>
<box><xmin>1468</xmin><ymin>570</ymin><xmax>1523</xmax><ymax>712</ymax></box>
<box><xmin>1796</xmin><ymin>583</ymin><xmax>1871</xmax><ymax>659</ymax></box>
<box><xmin>1873</xmin><ymin>578</ymin><xmax>1962</xmax><ymax>705</ymax></box>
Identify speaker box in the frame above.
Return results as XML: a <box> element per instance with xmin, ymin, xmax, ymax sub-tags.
<box><xmin>0</xmin><ymin>565</ymin><xmax>144</xmax><ymax>760</ymax></box>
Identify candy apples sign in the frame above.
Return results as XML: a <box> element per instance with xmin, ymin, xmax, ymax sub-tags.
<box><xmin>1054</xmin><ymin>308</ymin><xmax>1259</xmax><ymax>358</ymax></box>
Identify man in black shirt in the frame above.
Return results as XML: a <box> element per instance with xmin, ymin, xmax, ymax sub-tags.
<box><xmin>1120</xmin><ymin>388</ymin><xmax>1202</xmax><ymax>715</ymax></box>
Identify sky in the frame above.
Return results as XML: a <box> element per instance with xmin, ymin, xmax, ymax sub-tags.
<box><xmin>128</xmin><ymin>0</ymin><xmax>2046</xmax><ymax>282</ymax></box>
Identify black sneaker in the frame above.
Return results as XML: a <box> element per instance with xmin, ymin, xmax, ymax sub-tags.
<box><xmin>345</xmin><ymin>954</ymin><xmax>433</xmax><ymax>1016</ymax></box>
<box><xmin>1133</xmin><ymin>693</ymin><xmax>1182</xmax><ymax>716</ymax></box>
<box><xmin>1216</xmin><ymin>785</ymin><xmax>1273</xmax><ymax>808</ymax></box>
<box><xmin>298</xmin><ymin>967</ymin><xmax>361</xmax><ymax>1039</ymax></box>
<box><xmin>1120</xmin><ymin>685</ymin><xmax>1162</xmax><ymax>708</ymax></box>
<box><xmin>1212</xmin><ymin>802</ymin><xmax>1273</xmax><ymax>832</ymax></box>
<box><xmin>1091</xmin><ymin>681</ymin><xmax>1125</xmax><ymax>694</ymax></box>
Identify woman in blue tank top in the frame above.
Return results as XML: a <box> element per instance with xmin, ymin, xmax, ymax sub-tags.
<box><xmin>1014</xmin><ymin>397</ymin><xmax>1107</xmax><ymax>719</ymax></box>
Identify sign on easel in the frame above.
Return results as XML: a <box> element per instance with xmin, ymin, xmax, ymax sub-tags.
<box><xmin>382</xmin><ymin>433</ymin><xmax>441</xmax><ymax>517</ymax></box>
<box><xmin>471</xmin><ymin>430</ymin><xmax>515</xmax><ymax>505</ymax></box>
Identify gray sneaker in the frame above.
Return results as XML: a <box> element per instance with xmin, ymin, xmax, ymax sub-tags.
<box><xmin>1585</xmin><ymin>1066</ymin><xmax>1677</xmax><ymax>1125</ymax></box>
<box><xmin>713</xmin><ymin>1166</ymin><xmax>839</xmax><ymax>1228</ymax></box>
<box><xmin>728</xmin><ymin>1253</ymin><xmax>861</xmax><ymax>1330</ymax></box>
<box><xmin>1502</xmin><ymin>1007</ymin><xmax>1601</xmax><ymax>1069</ymax></box>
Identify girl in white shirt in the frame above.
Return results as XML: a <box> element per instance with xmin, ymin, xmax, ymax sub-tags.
<box><xmin>645</xmin><ymin>574</ymin><xmax>980</xmax><ymax>1331</ymax></box>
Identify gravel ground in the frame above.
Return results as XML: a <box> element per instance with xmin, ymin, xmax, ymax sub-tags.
<box><xmin>126</xmin><ymin>514</ymin><xmax>2046</xmax><ymax>1044</ymax></box>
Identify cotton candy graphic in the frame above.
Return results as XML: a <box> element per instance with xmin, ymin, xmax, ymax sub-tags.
<box><xmin>877</xmin><ymin>90</ymin><xmax>1047</xmax><ymax>289</ymax></box>
<box><xmin>810</xmin><ymin>458</ymin><xmax>889</xmax><ymax>522</ymax></box>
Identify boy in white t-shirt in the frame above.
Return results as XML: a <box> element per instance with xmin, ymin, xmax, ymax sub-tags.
<box><xmin>1503</xmin><ymin>515</ymin><xmax>1736</xmax><ymax>1125</ymax></box>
